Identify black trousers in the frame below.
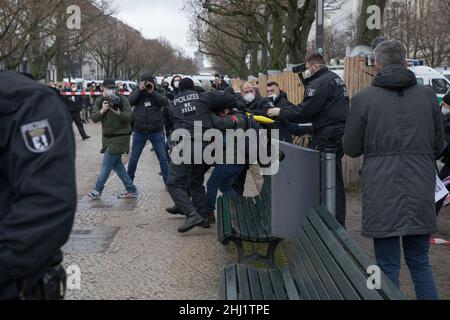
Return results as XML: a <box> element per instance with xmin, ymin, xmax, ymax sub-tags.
<box><xmin>167</xmin><ymin>162</ymin><xmax>209</xmax><ymax>218</ymax></box>
<box><xmin>71</xmin><ymin>112</ymin><xmax>88</xmax><ymax>139</ymax></box>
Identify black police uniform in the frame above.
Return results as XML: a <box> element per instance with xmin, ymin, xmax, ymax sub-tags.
<box><xmin>167</xmin><ymin>89</ymin><xmax>213</xmax><ymax>232</ymax></box>
<box><xmin>279</xmin><ymin>67</ymin><xmax>350</xmax><ymax>227</ymax></box>
<box><xmin>65</xmin><ymin>93</ymin><xmax>90</xmax><ymax>139</ymax></box>
<box><xmin>0</xmin><ymin>71</ymin><xmax>77</xmax><ymax>300</ymax></box>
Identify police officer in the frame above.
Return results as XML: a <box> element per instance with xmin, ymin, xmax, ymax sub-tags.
<box><xmin>65</xmin><ymin>82</ymin><xmax>90</xmax><ymax>140</ymax></box>
<box><xmin>268</xmin><ymin>53</ymin><xmax>350</xmax><ymax>227</ymax></box>
<box><xmin>166</xmin><ymin>77</ymin><xmax>213</xmax><ymax>233</ymax></box>
<box><xmin>0</xmin><ymin>71</ymin><xmax>77</xmax><ymax>300</ymax></box>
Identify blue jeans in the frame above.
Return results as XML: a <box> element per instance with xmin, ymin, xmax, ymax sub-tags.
<box><xmin>373</xmin><ymin>235</ymin><xmax>439</xmax><ymax>300</ymax></box>
<box><xmin>95</xmin><ymin>150</ymin><xmax>137</xmax><ymax>194</ymax></box>
<box><xmin>207</xmin><ymin>165</ymin><xmax>244</xmax><ymax>212</ymax></box>
<box><xmin>127</xmin><ymin>131</ymin><xmax>169</xmax><ymax>183</ymax></box>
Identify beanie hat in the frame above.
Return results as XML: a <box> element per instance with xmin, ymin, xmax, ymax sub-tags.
<box><xmin>179</xmin><ymin>77</ymin><xmax>195</xmax><ymax>91</ymax></box>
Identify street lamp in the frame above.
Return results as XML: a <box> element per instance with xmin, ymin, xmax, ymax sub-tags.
<box><xmin>316</xmin><ymin>0</ymin><xmax>325</xmax><ymax>55</ymax></box>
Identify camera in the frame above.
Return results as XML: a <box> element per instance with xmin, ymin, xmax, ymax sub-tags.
<box><xmin>145</xmin><ymin>81</ymin><xmax>154</xmax><ymax>90</ymax></box>
<box><xmin>104</xmin><ymin>94</ymin><xmax>122</xmax><ymax>111</ymax></box>
<box><xmin>292</xmin><ymin>63</ymin><xmax>307</xmax><ymax>74</ymax></box>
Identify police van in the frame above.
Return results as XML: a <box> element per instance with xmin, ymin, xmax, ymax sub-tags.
<box><xmin>409</xmin><ymin>66</ymin><xmax>450</xmax><ymax>104</ymax></box>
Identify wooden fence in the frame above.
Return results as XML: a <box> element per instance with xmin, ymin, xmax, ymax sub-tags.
<box><xmin>232</xmin><ymin>57</ymin><xmax>374</xmax><ymax>184</ymax></box>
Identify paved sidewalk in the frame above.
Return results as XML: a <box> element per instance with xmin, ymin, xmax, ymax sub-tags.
<box><xmin>65</xmin><ymin>123</ymin><xmax>236</xmax><ymax>300</ymax></box>
<box><xmin>65</xmin><ymin>123</ymin><xmax>450</xmax><ymax>300</ymax></box>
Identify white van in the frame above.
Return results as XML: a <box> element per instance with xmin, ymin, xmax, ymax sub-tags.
<box><xmin>409</xmin><ymin>66</ymin><xmax>450</xmax><ymax>104</ymax></box>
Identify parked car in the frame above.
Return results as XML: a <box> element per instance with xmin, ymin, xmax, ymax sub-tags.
<box><xmin>409</xmin><ymin>66</ymin><xmax>450</xmax><ymax>104</ymax></box>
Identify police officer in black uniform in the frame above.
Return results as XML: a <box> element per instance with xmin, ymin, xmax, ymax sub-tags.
<box><xmin>0</xmin><ymin>71</ymin><xmax>77</xmax><ymax>300</ymax></box>
<box><xmin>268</xmin><ymin>53</ymin><xmax>350</xmax><ymax>227</ymax></box>
<box><xmin>166</xmin><ymin>78</ymin><xmax>213</xmax><ymax>233</ymax></box>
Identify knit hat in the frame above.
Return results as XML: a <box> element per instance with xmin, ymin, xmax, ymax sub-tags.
<box><xmin>179</xmin><ymin>78</ymin><xmax>195</xmax><ymax>91</ymax></box>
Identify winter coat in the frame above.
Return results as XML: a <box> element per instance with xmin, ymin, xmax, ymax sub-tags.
<box><xmin>279</xmin><ymin>67</ymin><xmax>349</xmax><ymax>141</ymax></box>
<box><xmin>128</xmin><ymin>89</ymin><xmax>168</xmax><ymax>134</ymax></box>
<box><xmin>343</xmin><ymin>64</ymin><xmax>446</xmax><ymax>238</ymax></box>
<box><xmin>91</xmin><ymin>94</ymin><xmax>133</xmax><ymax>155</ymax></box>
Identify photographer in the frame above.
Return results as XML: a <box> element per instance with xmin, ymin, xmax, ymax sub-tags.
<box><xmin>88</xmin><ymin>79</ymin><xmax>138</xmax><ymax>200</ymax></box>
<box><xmin>127</xmin><ymin>73</ymin><xmax>170</xmax><ymax>186</ymax></box>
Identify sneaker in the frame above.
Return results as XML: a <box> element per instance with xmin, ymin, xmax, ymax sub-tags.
<box><xmin>117</xmin><ymin>191</ymin><xmax>139</xmax><ymax>199</ymax></box>
<box><xmin>88</xmin><ymin>190</ymin><xmax>102</xmax><ymax>201</ymax></box>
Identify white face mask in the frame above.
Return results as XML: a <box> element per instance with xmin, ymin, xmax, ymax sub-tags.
<box><xmin>104</xmin><ymin>89</ymin><xmax>115</xmax><ymax>96</ymax></box>
<box><xmin>442</xmin><ymin>106</ymin><xmax>450</xmax><ymax>116</ymax></box>
<box><xmin>269</xmin><ymin>94</ymin><xmax>279</xmax><ymax>101</ymax></box>
<box><xmin>244</xmin><ymin>93</ymin><xmax>256</xmax><ymax>104</ymax></box>
<box><xmin>174</xmin><ymin>81</ymin><xmax>180</xmax><ymax>89</ymax></box>
<box><xmin>302</xmin><ymin>68</ymin><xmax>313</xmax><ymax>79</ymax></box>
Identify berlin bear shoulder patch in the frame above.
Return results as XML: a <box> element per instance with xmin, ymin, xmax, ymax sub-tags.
<box><xmin>306</xmin><ymin>88</ymin><xmax>316</xmax><ymax>97</ymax></box>
<box><xmin>21</xmin><ymin>119</ymin><xmax>54</xmax><ymax>153</ymax></box>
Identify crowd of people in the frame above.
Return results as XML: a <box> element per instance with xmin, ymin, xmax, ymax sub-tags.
<box><xmin>1</xmin><ymin>39</ymin><xmax>449</xmax><ymax>300</ymax></box>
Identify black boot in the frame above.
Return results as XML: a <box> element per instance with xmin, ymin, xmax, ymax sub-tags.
<box><xmin>178</xmin><ymin>211</ymin><xmax>206</xmax><ymax>233</ymax></box>
<box><xmin>166</xmin><ymin>205</ymin><xmax>183</xmax><ymax>215</ymax></box>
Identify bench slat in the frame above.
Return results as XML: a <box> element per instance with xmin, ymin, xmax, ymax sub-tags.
<box><xmin>225</xmin><ymin>264</ymin><xmax>238</xmax><ymax>300</ymax></box>
<box><xmin>247</xmin><ymin>266</ymin><xmax>264</xmax><ymax>300</ymax></box>
<box><xmin>237</xmin><ymin>264</ymin><xmax>252</xmax><ymax>300</ymax></box>
<box><xmin>293</xmin><ymin>239</ymin><xmax>331</xmax><ymax>300</ymax></box>
<box><xmin>316</xmin><ymin>207</ymin><xmax>406</xmax><ymax>300</ymax></box>
<box><xmin>258</xmin><ymin>269</ymin><xmax>276</xmax><ymax>300</ymax></box>
<box><xmin>254</xmin><ymin>197</ymin><xmax>271</xmax><ymax>236</ymax></box>
<box><xmin>289</xmin><ymin>245</ymin><xmax>320</xmax><ymax>300</ymax></box>
<box><xmin>280</xmin><ymin>267</ymin><xmax>301</xmax><ymax>300</ymax></box>
<box><xmin>242</xmin><ymin>198</ymin><xmax>263</xmax><ymax>241</ymax></box>
<box><xmin>236</xmin><ymin>198</ymin><xmax>258</xmax><ymax>242</ymax></box>
<box><xmin>268</xmin><ymin>269</ymin><xmax>288</xmax><ymax>300</ymax></box>
<box><xmin>219</xmin><ymin>196</ymin><xmax>233</xmax><ymax>243</ymax></box>
<box><xmin>245</xmin><ymin>198</ymin><xmax>271</xmax><ymax>241</ymax></box>
<box><xmin>301</xmin><ymin>221</ymin><xmax>361</xmax><ymax>300</ymax></box>
<box><xmin>229</xmin><ymin>197</ymin><xmax>242</xmax><ymax>238</ymax></box>
<box><xmin>307</xmin><ymin>210</ymin><xmax>383</xmax><ymax>300</ymax></box>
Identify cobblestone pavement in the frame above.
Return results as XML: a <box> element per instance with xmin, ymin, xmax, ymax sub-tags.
<box><xmin>65</xmin><ymin>123</ymin><xmax>450</xmax><ymax>300</ymax></box>
<box><xmin>65</xmin><ymin>123</ymin><xmax>238</xmax><ymax>300</ymax></box>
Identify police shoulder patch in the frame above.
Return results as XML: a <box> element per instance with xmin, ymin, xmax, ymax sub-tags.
<box><xmin>21</xmin><ymin>119</ymin><xmax>54</xmax><ymax>153</ymax></box>
<box><xmin>306</xmin><ymin>88</ymin><xmax>316</xmax><ymax>97</ymax></box>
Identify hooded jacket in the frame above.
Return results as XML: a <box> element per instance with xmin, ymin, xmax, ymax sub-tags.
<box><xmin>343</xmin><ymin>64</ymin><xmax>446</xmax><ymax>238</ymax></box>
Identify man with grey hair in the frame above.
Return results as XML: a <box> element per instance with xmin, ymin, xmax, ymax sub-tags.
<box><xmin>343</xmin><ymin>40</ymin><xmax>445</xmax><ymax>300</ymax></box>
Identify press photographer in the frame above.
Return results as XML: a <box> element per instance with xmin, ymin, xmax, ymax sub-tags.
<box><xmin>88</xmin><ymin>79</ymin><xmax>138</xmax><ymax>201</ymax></box>
<box><xmin>127</xmin><ymin>73</ymin><xmax>170</xmax><ymax>186</ymax></box>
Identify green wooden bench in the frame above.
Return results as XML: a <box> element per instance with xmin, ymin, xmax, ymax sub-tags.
<box><xmin>217</xmin><ymin>175</ymin><xmax>282</xmax><ymax>268</ymax></box>
<box><xmin>219</xmin><ymin>206</ymin><xmax>406</xmax><ymax>300</ymax></box>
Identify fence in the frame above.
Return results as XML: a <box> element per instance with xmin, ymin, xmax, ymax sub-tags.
<box><xmin>232</xmin><ymin>56</ymin><xmax>374</xmax><ymax>184</ymax></box>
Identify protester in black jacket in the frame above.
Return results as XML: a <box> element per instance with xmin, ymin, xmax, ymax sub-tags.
<box><xmin>64</xmin><ymin>83</ymin><xmax>90</xmax><ymax>140</ymax></box>
<box><xmin>0</xmin><ymin>71</ymin><xmax>76</xmax><ymax>300</ymax></box>
<box><xmin>127</xmin><ymin>73</ymin><xmax>170</xmax><ymax>185</ymax></box>
<box><xmin>237</xmin><ymin>82</ymin><xmax>274</xmax><ymax>115</ymax></box>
